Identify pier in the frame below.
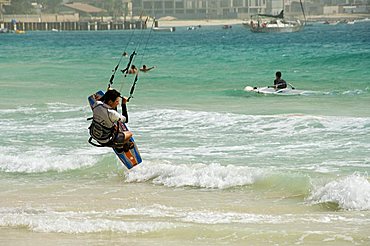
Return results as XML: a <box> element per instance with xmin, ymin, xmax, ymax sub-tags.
<box><xmin>1</xmin><ymin>20</ymin><xmax>147</xmax><ymax>32</ymax></box>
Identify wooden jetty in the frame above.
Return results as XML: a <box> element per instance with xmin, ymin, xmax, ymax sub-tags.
<box><xmin>1</xmin><ymin>20</ymin><xmax>147</xmax><ymax>32</ymax></box>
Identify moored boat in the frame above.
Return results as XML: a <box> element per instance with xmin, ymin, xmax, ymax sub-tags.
<box><xmin>15</xmin><ymin>30</ymin><xmax>26</xmax><ymax>34</ymax></box>
<box><xmin>248</xmin><ymin>18</ymin><xmax>303</xmax><ymax>33</ymax></box>
<box><xmin>244</xmin><ymin>0</ymin><xmax>306</xmax><ymax>33</ymax></box>
<box><xmin>152</xmin><ymin>27</ymin><xmax>175</xmax><ymax>32</ymax></box>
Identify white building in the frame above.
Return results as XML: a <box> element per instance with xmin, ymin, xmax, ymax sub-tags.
<box><xmin>131</xmin><ymin>0</ymin><xmax>293</xmax><ymax>19</ymax></box>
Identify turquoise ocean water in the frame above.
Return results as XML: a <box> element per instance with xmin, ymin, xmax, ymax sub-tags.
<box><xmin>1</xmin><ymin>22</ymin><xmax>370</xmax><ymax>245</ymax></box>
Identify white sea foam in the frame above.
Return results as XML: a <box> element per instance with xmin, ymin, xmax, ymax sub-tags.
<box><xmin>1</xmin><ymin>104</ymin><xmax>370</xmax><ymax>175</ymax></box>
<box><xmin>0</xmin><ymin>146</ymin><xmax>104</xmax><ymax>173</ymax></box>
<box><xmin>0</xmin><ymin>103</ymin><xmax>85</xmax><ymax>115</ymax></box>
<box><xmin>0</xmin><ymin>106</ymin><xmax>38</xmax><ymax>114</ymax></box>
<box><xmin>1</xmin><ymin>205</ymin><xmax>368</xmax><ymax>234</ymax></box>
<box><xmin>307</xmin><ymin>174</ymin><xmax>370</xmax><ymax>210</ymax></box>
<box><xmin>0</xmin><ymin>103</ymin><xmax>108</xmax><ymax>173</ymax></box>
<box><xmin>0</xmin><ymin>207</ymin><xmax>175</xmax><ymax>234</ymax></box>
<box><xmin>112</xmin><ymin>204</ymin><xmax>370</xmax><ymax>225</ymax></box>
<box><xmin>115</xmin><ymin>204</ymin><xmax>285</xmax><ymax>224</ymax></box>
<box><xmin>134</xmin><ymin>109</ymin><xmax>370</xmax><ymax>139</ymax></box>
<box><xmin>134</xmin><ymin>109</ymin><xmax>370</xmax><ymax>172</ymax></box>
<box><xmin>125</xmin><ymin>162</ymin><xmax>265</xmax><ymax>189</ymax></box>
<box><xmin>46</xmin><ymin>102</ymin><xmax>87</xmax><ymax>113</ymax></box>
<box><xmin>342</xmin><ymin>89</ymin><xmax>365</xmax><ymax>95</ymax></box>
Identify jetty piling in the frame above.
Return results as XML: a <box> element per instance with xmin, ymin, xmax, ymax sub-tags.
<box><xmin>1</xmin><ymin>20</ymin><xmax>147</xmax><ymax>31</ymax></box>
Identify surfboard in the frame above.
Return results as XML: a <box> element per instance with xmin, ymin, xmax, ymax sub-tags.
<box><xmin>88</xmin><ymin>90</ymin><xmax>142</xmax><ymax>169</ymax></box>
<box><xmin>244</xmin><ymin>86</ymin><xmax>306</xmax><ymax>95</ymax></box>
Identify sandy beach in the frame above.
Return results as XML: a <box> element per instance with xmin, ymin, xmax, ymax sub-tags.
<box><xmin>157</xmin><ymin>18</ymin><xmax>242</xmax><ymax>27</ymax></box>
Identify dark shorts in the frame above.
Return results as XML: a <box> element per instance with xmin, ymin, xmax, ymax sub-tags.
<box><xmin>112</xmin><ymin>132</ymin><xmax>126</xmax><ymax>147</ymax></box>
<box><xmin>112</xmin><ymin>132</ymin><xmax>133</xmax><ymax>153</ymax></box>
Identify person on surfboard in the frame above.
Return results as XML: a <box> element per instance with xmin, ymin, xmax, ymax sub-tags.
<box><xmin>89</xmin><ymin>89</ymin><xmax>134</xmax><ymax>153</ymax></box>
<box><xmin>273</xmin><ymin>71</ymin><xmax>287</xmax><ymax>90</ymax></box>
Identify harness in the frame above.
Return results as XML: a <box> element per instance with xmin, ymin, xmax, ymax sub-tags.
<box><xmin>88</xmin><ymin>120</ymin><xmax>117</xmax><ymax>147</ymax></box>
<box><xmin>88</xmin><ymin>103</ymin><xmax>119</xmax><ymax>148</ymax></box>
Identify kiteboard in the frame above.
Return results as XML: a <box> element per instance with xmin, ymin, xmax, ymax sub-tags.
<box><xmin>88</xmin><ymin>90</ymin><xmax>142</xmax><ymax>169</ymax></box>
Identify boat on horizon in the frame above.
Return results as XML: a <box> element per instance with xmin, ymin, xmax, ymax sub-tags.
<box><xmin>152</xmin><ymin>26</ymin><xmax>176</xmax><ymax>32</ymax></box>
<box><xmin>243</xmin><ymin>0</ymin><xmax>306</xmax><ymax>33</ymax></box>
<box><xmin>245</xmin><ymin>15</ymin><xmax>304</xmax><ymax>33</ymax></box>
<box><xmin>15</xmin><ymin>29</ymin><xmax>26</xmax><ymax>34</ymax></box>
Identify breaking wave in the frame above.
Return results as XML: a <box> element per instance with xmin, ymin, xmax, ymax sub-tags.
<box><xmin>307</xmin><ymin>174</ymin><xmax>370</xmax><ymax>211</ymax></box>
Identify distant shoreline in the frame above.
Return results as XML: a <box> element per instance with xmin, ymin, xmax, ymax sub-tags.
<box><xmin>157</xmin><ymin>14</ymin><xmax>370</xmax><ymax>27</ymax></box>
<box><xmin>157</xmin><ymin>19</ymin><xmax>241</xmax><ymax>27</ymax></box>
<box><xmin>306</xmin><ymin>13</ymin><xmax>370</xmax><ymax>22</ymax></box>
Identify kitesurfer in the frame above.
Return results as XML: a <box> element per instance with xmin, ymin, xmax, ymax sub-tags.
<box><xmin>89</xmin><ymin>89</ymin><xmax>134</xmax><ymax>152</ymax></box>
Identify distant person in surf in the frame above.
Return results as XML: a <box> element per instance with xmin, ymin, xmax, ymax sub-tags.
<box><xmin>128</xmin><ymin>65</ymin><xmax>138</xmax><ymax>74</ymax></box>
<box><xmin>273</xmin><ymin>71</ymin><xmax>287</xmax><ymax>90</ymax></box>
<box><xmin>140</xmin><ymin>64</ymin><xmax>156</xmax><ymax>73</ymax></box>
